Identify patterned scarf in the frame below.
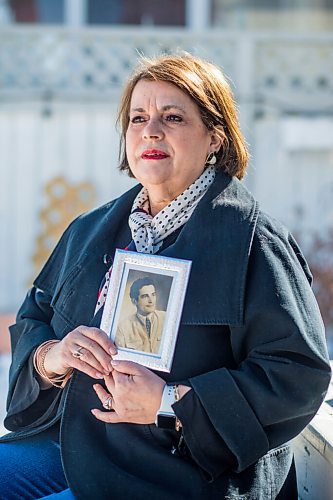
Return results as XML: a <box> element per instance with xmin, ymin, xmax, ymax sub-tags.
<box><xmin>94</xmin><ymin>166</ymin><xmax>216</xmax><ymax>314</ymax></box>
<box><xmin>129</xmin><ymin>165</ymin><xmax>216</xmax><ymax>254</ymax></box>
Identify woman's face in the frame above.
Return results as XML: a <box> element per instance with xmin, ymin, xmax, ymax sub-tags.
<box><xmin>125</xmin><ymin>80</ymin><xmax>220</xmax><ymax>200</ymax></box>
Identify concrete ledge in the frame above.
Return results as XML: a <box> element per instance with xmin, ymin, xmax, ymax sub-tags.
<box><xmin>294</xmin><ymin>363</ymin><xmax>333</xmax><ymax>500</ymax></box>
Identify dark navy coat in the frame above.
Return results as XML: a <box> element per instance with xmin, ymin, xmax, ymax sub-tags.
<box><xmin>2</xmin><ymin>171</ymin><xmax>331</xmax><ymax>499</ymax></box>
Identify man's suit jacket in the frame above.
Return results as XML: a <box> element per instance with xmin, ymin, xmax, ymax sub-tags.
<box><xmin>116</xmin><ymin>310</ymin><xmax>165</xmax><ymax>354</ymax></box>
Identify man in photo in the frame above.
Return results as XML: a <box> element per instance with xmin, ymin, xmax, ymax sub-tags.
<box><xmin>115</xmin><ymin>277</ymin><xmax>166</xmax><ymax>354</ymax></box>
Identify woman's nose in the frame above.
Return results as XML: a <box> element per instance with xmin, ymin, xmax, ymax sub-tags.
<box><xmin>142</xmin><ymin>119</ymin><xmax>164</xmax><ymax>140</ymax></box>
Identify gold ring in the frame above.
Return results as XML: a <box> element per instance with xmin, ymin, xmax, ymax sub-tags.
<box><xmin>103</xmin><ymin>395</ymin><xmax>113</xmax><ymax>411</ymax></box>
<box><xmin>72</xmin><ymin>346</ymin><xmax>84</xmax><ymax>359</ymax></box>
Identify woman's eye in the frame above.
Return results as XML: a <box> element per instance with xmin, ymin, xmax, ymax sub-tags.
<box><xmin>130</xmin><ymin>116</ymin><xmax>146</xmax><ymax>123</ymax></box>
<box><xmin>166</xmin><ymin>115</ymin><xmax>182</xmax><ymax>122</ymax></box>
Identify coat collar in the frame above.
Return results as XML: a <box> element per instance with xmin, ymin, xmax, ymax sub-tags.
<box><xmin>104</xmin><ymin>170</ymin><xmax>259</xmax><ymax>327</ymax></box>
<box><xmin>159</xmin><ymin>170</ymin><xmax>259</xmax><ymax>326</ymax></box>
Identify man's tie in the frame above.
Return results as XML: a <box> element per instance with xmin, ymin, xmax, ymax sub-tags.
<box><xmin>146</xmin><ymin>317</ymin><xmax>151</xmax><ymax>338</ymax></box>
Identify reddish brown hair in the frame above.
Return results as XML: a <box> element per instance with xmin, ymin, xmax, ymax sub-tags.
<box><xmin>117</xmin><ymin>53</ymin><xmax>249</xmax><ymax>179</ymax></box>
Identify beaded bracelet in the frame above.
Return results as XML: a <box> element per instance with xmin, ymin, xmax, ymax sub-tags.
<box><xmin>33</xmin><ymin>340</ymin><xmax>73</xmax><ymax>389</ymax></box>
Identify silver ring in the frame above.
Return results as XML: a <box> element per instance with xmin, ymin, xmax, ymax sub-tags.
<box><xmin>72</xmin><ymin>346</ymin><xmax>84</xmax><ymax>359</ymax></box>
<box><xmin>103</xmin><ymin>395</ymin><xmax>113</xmax><ymax>411</ymax></box>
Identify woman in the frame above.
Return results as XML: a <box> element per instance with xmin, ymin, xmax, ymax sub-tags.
<box><xmin>0</xmin><ymin>53</ymin><xmax>331</xmax><ymax>499</ymax></box>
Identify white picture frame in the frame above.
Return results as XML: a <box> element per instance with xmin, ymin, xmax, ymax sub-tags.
<box><xmin>100</xmin><ymin>249</ymin><xmax>192</xmax><ymax>372</ymax></box>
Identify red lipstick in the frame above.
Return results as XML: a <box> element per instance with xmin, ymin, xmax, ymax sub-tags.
<box><xmin>141</xmin><ymin>149</ymin><xmax>169</xmax><ymax>160</ymax></box>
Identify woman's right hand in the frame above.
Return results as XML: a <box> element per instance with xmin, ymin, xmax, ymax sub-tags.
<box><xmin>42</xmin><ymin>326</ymin><xmax>117</xmax><ymax>380</ymax></box>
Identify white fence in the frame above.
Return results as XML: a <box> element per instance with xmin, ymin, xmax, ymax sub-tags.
<box><xmin>0</xmin><ymin>27</ymin><xmax>332</xmax><ymax>108</ymax></box>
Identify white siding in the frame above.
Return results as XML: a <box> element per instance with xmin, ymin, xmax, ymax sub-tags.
<box><xmin>0</xmin><ymin>102</ymin><xmax>135</xmax><ymax>312</ymax></box>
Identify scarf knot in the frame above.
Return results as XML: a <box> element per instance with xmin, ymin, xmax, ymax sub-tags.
<box><xmin>129</xmin><ymin>165</ymin><xmax>216</xmax><ymax>254</ymax></box>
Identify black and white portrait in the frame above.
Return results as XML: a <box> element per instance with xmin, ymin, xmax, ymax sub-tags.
<box><xmin>100</xmin><ymin>250</ymin><xmax>191</xmax><ymax>372</ymax></box>
<box><xmin>115</xmin><ymin>271</ymin><xmax>173</xmax><ymax>355</ymax></box>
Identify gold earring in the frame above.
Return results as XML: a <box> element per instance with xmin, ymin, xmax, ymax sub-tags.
<box><xmin>205</xmin><ymin>152</ymin><xmax>217</xmax><ymax>165</ymax></box>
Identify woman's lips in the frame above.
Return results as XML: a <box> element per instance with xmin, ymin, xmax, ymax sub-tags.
<box><xmin>141</xmin><ymin>149</ymin><xmax>169</xmax><ymax>160</ymax></box>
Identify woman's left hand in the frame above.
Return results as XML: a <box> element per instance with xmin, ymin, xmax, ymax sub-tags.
<box><xmin>91</xmin><ymin>359</ymin><xmax>165</xmax><ymax>424</ymax></box>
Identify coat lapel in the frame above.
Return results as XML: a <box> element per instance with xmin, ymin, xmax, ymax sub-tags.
<box><xmin>99</xmin><ymin>171</ymin><xmax>259</xmax><ymax>326</ymax></box>
<box><xmin>160</xmin><ymin>171</ymin><xmax>259</xmax><ymax>326</ymax></box>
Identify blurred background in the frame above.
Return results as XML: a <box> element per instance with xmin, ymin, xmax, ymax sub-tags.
<box><xmin>0</xmin><ymin>0</ymin><xmax>333</xmax><ymax>431</ymax></box>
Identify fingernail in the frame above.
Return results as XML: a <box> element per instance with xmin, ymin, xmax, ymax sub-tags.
<box><xmin>111</xmin><ymin>360</ymin><xmax>119</xmax><ymax>366</ymax></box>
<box><xmin>109</xmin><ymin>347</ymin><xmax>117</xmax><ymax>355</ymax></box>
<box><xmin>91</xmin><ymin>409</ymin><xmax>96</xmax><ymax>415</ymax></box>
<box><xmin>95</xmin><ymin>372</ymin><xmax>104</xmax><ymax>378</ymax></box>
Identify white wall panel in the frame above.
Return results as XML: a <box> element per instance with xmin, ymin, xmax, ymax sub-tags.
<box><xmin>0</xmin><ymin>103</ymin><xmax>134</xmax><ymax>313</ymax></box>
<box><xmin>253</xmin><ymin>117</ymin><xmax>333</xmax><ymax>242</ymax></box>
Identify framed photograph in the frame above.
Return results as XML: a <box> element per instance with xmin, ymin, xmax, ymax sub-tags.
<box><xmin>100</xmin><ymin>249</ymin><xmax>192</xmax><ymax>372</ymax></box>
